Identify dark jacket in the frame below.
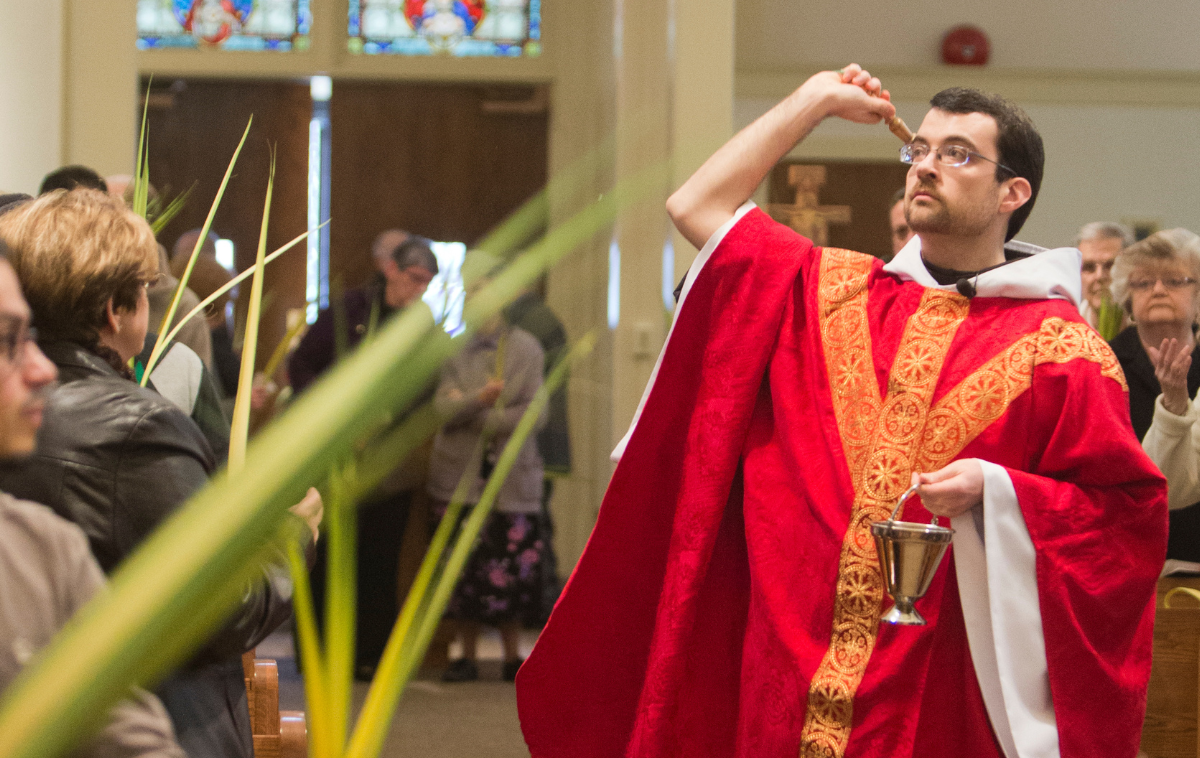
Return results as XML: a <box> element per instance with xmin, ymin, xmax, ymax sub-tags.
<box><xmin>1112</xmin><ymin>325</ymin><xmax>1200</xmax><ymax>561</ymax></box>
<box><xmin>0</xmin><ymin>340</ymin><xmax>294</xmax><ymax>758</ymax></box>
<box><xmin>288</xmin><ymin>280</ymin><xmax>392</xmax><ymax>394</ymax></box>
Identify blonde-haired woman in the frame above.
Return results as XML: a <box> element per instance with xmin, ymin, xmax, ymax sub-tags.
<box><xmin>1109</xmin><ymin>228</ymin><xmax>1200</xmax><ymax>561</ymax></box>
<box><xmin>0</xmin><ymin>190</ymin><xmax>321</xmax><ymax>758</ymax></box>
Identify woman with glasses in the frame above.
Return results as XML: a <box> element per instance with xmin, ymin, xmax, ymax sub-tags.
<box><xmin>0</xmin><ymin>190</ymin><xmax>322</xmax><ymax>758</ymax></box>
<box><xmin>1109</xmin><ymin>228</ymin><xmax>1200</xmax><ymax>561</ymax></box>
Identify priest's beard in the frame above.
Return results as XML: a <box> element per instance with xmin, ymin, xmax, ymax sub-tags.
<box><xmin>905</xmin><ymin>188</ymin><xmax>995</xmax><ymax>239</ymax></box>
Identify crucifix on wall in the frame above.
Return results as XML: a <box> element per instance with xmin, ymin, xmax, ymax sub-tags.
<box><xmin>766</xmin><ymin>164</ymin><xmax>852</xmax><ymax>246</ymax></box>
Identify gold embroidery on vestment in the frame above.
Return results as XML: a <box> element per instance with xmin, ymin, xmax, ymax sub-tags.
<box><xmin>798</xmin><ymin>252</ymin><xmax>1126</xmax><ymax>758</ymax></box>
<box><xmin>801</xmin><ymin>250</ymin><xmax>969</xmax><ymax>758</ymax></box>
<box><xmin>912</xmin><ymin>317</ymin><xmax>1126</xmax><ymax>472</ymax></box>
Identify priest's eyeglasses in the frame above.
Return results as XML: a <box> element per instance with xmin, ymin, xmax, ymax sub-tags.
<box><xmin>1127</xmin><ymin>275</ymin><xmax>1198</xmax><ymax>291</ymax></box>
<box><xmin>900</xmin><ymin>143</ymin><xmax>1016</xmax><ymax>176</ymax></box>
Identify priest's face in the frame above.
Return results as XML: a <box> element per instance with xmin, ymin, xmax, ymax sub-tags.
<box><xmin>904</xmin><ymin>109</ymin><xmax>1013</xmax><ymax>241</ymax></box>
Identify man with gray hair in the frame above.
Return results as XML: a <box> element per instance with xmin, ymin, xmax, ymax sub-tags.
<box><xmin>1076</xmin><ymin>221</ymin><xmax>1134</xmax><ymax>333</ymax></box>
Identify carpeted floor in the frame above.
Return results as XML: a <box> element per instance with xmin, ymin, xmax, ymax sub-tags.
<box><xmin>262</xmin><ymin>629</ymin><xmax>535</xmax><ymax>758</ymax></box>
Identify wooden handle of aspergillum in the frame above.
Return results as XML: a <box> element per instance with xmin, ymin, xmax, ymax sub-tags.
<box><xmin>888</xmin><ymin>115</ymin><xmax>914</xmax><ymax>143</ymax></box>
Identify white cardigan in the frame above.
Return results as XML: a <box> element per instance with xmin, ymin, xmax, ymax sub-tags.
<box><xmin>1142</xmin><ymin>392</ymin><xmax>1200</xmax><ymax>511</ymax></box>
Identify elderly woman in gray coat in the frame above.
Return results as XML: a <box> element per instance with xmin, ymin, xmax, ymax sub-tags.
<box><xmin>427</xmin><ymin>252</ymin><xmax>545</xmax><ymax>683</ymax></box>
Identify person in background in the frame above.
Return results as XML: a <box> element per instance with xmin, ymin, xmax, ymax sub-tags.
<box><xmin>38</xmin><ymin>165</ymin><xmax>108</xmax><ymax>196</ymax></box>
<box><xmin>179</xmin><ymin>246</ymin><xmax>240</xmax><ymax>402</ymax></box>
<box><xmin>0</xmin><ymin>237</ymin><xmax>186</xmax><ymax>758</ymax></box>
<box><xmin>150</xmin><ymin>240</ymin><xmax>214</xmax><ymax>372</ymax></box>
<box><xmin>103</xmin><ymin>178</ymin><xmax>215</xmax><ymax>371</ymax></box>
<box><xmin>289</xmin><ymin>234</ymin><xmax>437</xmax><ymax>392</ymax></box>
<box><xmin>503</xmin><ymin>282</ymin><xmax>569</xmax><ymax>625</ymax></box>
<box><xmin>1109</xmin><ymin>229</ymin><xmax>1200</xmax><ymax>562</ymax></box>
<box><xmin>1076</xmin><ymin>221</ymin><xmax>1134</xmax><ymax>333</ymax></box>
<box><xmin>0</xmin><ymin>189</ymin><xmax>322</xmax><ymax>758</ymax></box>
<box><xmin>372</xmin><ymin>228</ymin><xmax>411</xmax><ymax>275</ymax></box>
<box><xmin>888</xmin><ymin>186</ymin><xmax>913</xmax><ymax>256</ymax></box>
<box><xmin>431</xmin><ymin>251</ymin><xmax>545</xmax><ymax>683</ymax></box>
<box><xmin>289</xmin><ymin>233</ymin><xmax>438</xmax><ymax>679</ymax></box>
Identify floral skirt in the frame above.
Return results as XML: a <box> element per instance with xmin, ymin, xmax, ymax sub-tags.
<box><xmin>433</xmin><ymin>503</ymin><xmax>544</xmax><ymax>625</ymax></box>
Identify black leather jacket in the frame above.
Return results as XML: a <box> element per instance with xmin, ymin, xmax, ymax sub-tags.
<box><xmin>0</xmin><ymin>340</ymin><xmax>294</xmax><ymax>758</ymax></box>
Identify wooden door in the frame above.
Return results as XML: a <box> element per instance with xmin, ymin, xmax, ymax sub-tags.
<box><xmin>328</xmin><ymin>81</ymin><xmax>549</xmax><ymax>290</ymax></box>
<box><xmin>141</xmin><ymin>77</ymin><xmax>311</xmax><ymax>368</ymax></box>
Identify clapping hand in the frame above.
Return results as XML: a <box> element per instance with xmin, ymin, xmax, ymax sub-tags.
<box><xmin>1147</xmin><ymin>337</ymin><xmax>1193</xmax><ymax>416</ymax></box>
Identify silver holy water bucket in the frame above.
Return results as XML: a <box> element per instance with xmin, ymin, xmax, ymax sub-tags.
<box><xmin>870</xmin><ymin>484</ymin><xmax>954</xmax><ymax>626</ymax></box>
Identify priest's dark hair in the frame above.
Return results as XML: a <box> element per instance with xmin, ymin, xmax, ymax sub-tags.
<box><xmin>929</xmin><ymin>87</ymin><xmax>1044</xmax><ymax>242</ymax></box>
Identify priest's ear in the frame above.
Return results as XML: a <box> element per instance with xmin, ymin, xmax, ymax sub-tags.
<box><xmin>997</xmin><ymin>175</ymin><xmax>1032</xmax><ymax>218</ymax></box>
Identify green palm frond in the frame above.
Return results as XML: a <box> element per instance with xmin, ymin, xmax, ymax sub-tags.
<box><xmin>0</xmin><ymin>156</ymin><xmax>666</xmax><ymax>758</ymax></box>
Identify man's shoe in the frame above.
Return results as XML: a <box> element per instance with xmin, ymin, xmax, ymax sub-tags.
<box><xmin>441</xmin><ymin>659</ymin><xmax>479</xmax><ymax>682</ymax></box>
<box><xmin>502</xmin><ymin>657</ymin><xmax>525</xmax><ymax>682</ymax></box>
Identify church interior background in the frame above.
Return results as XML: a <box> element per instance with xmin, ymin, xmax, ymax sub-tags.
<box><xmin>5</xmin><ymin>0</ymin><xmax>1200</xmax><ymax>754</ymax></box>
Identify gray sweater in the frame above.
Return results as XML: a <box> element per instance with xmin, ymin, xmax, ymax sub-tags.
<box><xmin>0</xmin><ymin>492</ymin><xmax>185</xmax><ymax>758</ymax></box>
<box><xmin>427</xmin><ymin>326</ymin><xmax>545</xmax><ymax>514</ymax></box>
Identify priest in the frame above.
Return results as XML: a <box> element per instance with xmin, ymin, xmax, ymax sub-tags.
<box><xmin>517</xmin><ymin>65</ymin><xmax>1168</xmax><ymax>758</ymax></box>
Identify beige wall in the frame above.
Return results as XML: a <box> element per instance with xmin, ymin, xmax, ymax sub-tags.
<box><xmin>736</xmin><ymin>67</ymin><xmax>1200</xmax><ymax>248</ymax></box>
<box><xmin>737</xmin><ymin>0</ymin><xmax>1200</xmax><ymax>71</ymax></box>
<box><xmin>63</xmin><ymin>0</ymin><xmax>138</xmax><ymax>178</ymax></box>
<box><xmin>0</xmin><ymin>0</ymin><xmax>63</xmax><ymax>194</ymax></box>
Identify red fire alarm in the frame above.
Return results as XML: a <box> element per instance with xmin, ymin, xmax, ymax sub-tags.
<box><xmin>941</xmin><ymin>25</ymin><xmax>990</xmax><ymax>66</ymax></box>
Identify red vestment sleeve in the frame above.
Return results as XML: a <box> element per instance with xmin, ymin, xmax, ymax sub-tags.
<box><xmin>1004</xmin><ymin>358</ymin><xmax>1167</xmax><ymax>758</ymax></box>
<box><xmin>516</xmin><ymin>209</ymin><xmax>812</xmax><ymax>758</ymax></box>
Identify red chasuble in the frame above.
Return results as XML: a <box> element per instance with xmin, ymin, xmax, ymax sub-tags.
<box><xmin>517</xmin><ymin>209</ymin><xmax>1167</xmax><ymax>758</ymax></box>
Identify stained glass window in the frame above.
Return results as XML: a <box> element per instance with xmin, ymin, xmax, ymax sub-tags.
<box><xmin>137</xmin><ymin>0</ymin><xmax>313</xmax><ymax>51</ymax></box>
<box><xmin>347</xmin><ymin>1</ymin><xmax>541</xmax><ymax>58</ymax></box>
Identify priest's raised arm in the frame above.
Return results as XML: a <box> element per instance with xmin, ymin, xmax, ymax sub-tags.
<box><xmin>666</xmin><ymin>64</ymin><xmax>894</xmax><ymax>249</ymax></box>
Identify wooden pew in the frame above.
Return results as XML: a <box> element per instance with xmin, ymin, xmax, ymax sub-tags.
<box><xmin>242</xmin><ymin>651</ymin><xmax>307</xmax><ymax>758</ymax></box>
<box><xmin>1141</xmin><ymin>576</ymin><xmax>1200</xmax><ymax>758</ymax></box>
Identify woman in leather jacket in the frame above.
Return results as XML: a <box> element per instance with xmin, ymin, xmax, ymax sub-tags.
<box><xmin>0</xmin><ymin>190</ymin><xmax>321</xmax><ymax>758</ymax></box>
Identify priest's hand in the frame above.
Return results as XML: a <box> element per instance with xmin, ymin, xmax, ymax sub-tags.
<box><xmin>799</xmin><ymin>64</ymin><xmax>896</xmax><ymax>126</ymax></box>
<box><xmin>912</xmin><ymin>460</ymin><xmax>983</xmax><ymax>519</ymax></box>
<box><xmin>665</xmin><ymin>63</ymin><xmax>895</xmax><ymax>249</ymax></box>
<box><xmin>1147</xmin><ymin>337</ymin><xmax>1193</xmax><ymax>416</ymax></box>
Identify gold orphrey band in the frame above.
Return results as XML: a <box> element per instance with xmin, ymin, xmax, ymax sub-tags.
<box><xmin>800</xmin><ymin>249</ymin><xmax>969</xmax><ymax>758</ymax></box>
<box><xmin>798</xmin><ymin>248</ymin><xmax>1126</xmax><ymax>758</ymax></box>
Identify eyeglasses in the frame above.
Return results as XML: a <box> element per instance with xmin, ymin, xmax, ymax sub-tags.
<box><xmin>0</xmin><ymin>314</ymin><xmax>37</xmax><ymax>366</ymax></box>
<box><xmin>900</xmin><ymin>142</ymin><xmax>1016</xmax><ymax>176</ymax></box>
<box><xmin>1128</xmin><ymin>275</ymin><xmax>1198</xmax><ymax>292</ymax></box>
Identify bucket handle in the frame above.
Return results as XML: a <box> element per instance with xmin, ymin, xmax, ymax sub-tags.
<box><xmin>887</xmin><ymin>482</ymin><xmax>942</xmax><ymax>527</ymax></box>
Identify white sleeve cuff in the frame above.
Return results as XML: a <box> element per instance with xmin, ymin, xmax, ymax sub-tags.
<box><xmin>1152</xmin><ymin>393</ymin><xmax>1197</xmax><ymax>435</ymax></box>
<box><xmin>952</xmin><ymin>460</ymin><xmax>1059</xmax><ymax>758</ymax></box>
